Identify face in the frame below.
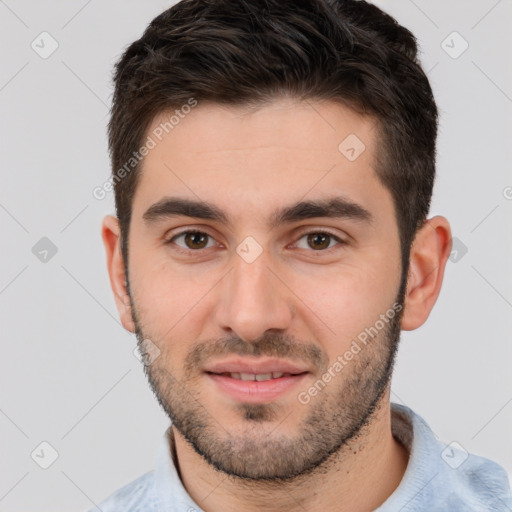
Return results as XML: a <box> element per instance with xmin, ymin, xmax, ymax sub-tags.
<box><xmin>124</xmin><ymin>98</ymin><xmax>405</xmax><ymax>480</ymax></box>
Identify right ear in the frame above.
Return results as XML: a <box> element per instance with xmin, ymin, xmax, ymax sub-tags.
<box><xmin>101</xmin><ymin>215</ymin><xmax>136</xmax><ymax>333</ymax></box>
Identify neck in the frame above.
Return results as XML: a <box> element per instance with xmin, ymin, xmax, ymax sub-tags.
<box><xmin>171</xmin><ymin>392</ymin><xmax>409</xmax><ymax>512</ymax></box>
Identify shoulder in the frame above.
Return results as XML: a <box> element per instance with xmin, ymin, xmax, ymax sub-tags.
<box><xmin>388</xmin><ymin>403</ymin><xmax>512</xmax><ymax>511</ymax></box>
<box><xmin>84</xmin><ymin>470</ymin><xmax>157</xmax><ymax>512</ymax></box>
<box><xmin>424</xmin><ymin>430</ymin><xmax>512</xmax><ymax>510</ymax></box>
<box><xmin>445</xmin><ymin>449</ymin><xmax>512</xmax><ymax>511</ymax></box>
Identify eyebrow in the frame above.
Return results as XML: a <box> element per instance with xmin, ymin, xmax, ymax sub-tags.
<box><xmin>142</xmin><ymin>196</ymin><xmax>373</xmax><ymax>229</ymax></box>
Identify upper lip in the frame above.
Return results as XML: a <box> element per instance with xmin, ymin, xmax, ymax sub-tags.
<box><xmin>204</xmin><ymin>357</ymin><xmax>310</xmax><ymax>375</ymax></box>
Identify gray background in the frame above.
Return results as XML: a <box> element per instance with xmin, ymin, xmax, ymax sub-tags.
<box><xmin>1</xmin><ymin>0</ymin><xmax>511</xmax><ymax>510</ymax></box>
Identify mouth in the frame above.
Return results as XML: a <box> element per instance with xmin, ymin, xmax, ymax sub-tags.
<box><xmin>209</xmin><ymin>371</ymin><xmax>299</xmax><ymax>381</ymax></box>
<box><xmin>204</xmin><ymin>358</ymin><xmax>310</xmax><ymax>403</ymax></box>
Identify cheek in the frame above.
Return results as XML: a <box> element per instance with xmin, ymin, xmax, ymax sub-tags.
<box><xmin>286</xmin><ymin>257</ymin><xmax>400</xmax><ymax>352</ymax></box>
<box><xmin>129</xmin><ymin>255</ymin><xmax>214</xmax><ymax>346</ymax></box>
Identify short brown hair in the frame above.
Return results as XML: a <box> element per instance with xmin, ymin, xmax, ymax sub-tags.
<box><xmin>108</xmin><ymin>0</ymin><xmax>438</xmax><ymax>278</ymax></box>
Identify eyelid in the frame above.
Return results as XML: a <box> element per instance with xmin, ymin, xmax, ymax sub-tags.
<box><xmin>293</xmin><ymin>226</ymin><xmax>347</xmax><ymax>240</ymax></box>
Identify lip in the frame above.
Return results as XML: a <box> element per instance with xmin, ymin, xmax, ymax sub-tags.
<box><xmin>204</xmin><ymin>357</ymin><xmax>310</xmax><ymax>404</ymax></box>
<box><xmin>204</xmin><ymin>357</ymin><xmax>310</xmax><ymax>375</ymax></box>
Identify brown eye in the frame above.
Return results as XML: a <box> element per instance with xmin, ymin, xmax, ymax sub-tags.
<box><xmin>307</xmin><ymin>233</ymin><xmax>331</xmax><ymax>250</ymax></box>
<box><xmin>184</xmin><ymin>232</ymin><xmax>209</xmax><ymax>249</ymax></box>
<box><xmin>169</xmin><ymin>231</ymin><xmax>215</xmax><ymax>251</ymax></box>
<box><xmin>294</xmin><ymin>231</ymin><xmax>345</xmax><ymax>252</ymax></box>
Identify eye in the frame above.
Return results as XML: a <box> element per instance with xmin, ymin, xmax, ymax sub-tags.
<box><xmin>165</xmin><ymin>229</ymin><xmax>346</xmax><ymax>254</ymax></box>
<box><xmin>294</xmin><ymin>231</ymin><xmax>346</xmax><ymax>251</ymax></box>
<box><xmin>167</xmin><ymin>230</ymin><xmax>217</xmax><ymax>251</ymax></box>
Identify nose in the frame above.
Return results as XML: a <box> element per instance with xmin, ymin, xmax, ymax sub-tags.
<box><xmin>214</xmin><ymin>249</ymin><xmax>293</xmax><ymax>343</ymax></box>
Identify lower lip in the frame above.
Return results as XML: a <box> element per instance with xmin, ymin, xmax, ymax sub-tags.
<box><xmin>207</xmin><ymin>373</ymin><xmax>309</xmax><ymax>403</ymax></box>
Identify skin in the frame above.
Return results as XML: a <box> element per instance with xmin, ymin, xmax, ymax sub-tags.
<box><xmin>102</xmin><ymin>98</ymin><xmax>452</xmax><ymax>511</ymax></box>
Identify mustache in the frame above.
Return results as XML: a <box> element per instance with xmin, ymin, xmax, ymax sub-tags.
<box><xmin>184</xmin><ymin>332</ymin><xmax>329</xmax><ymax>374</ymax></box>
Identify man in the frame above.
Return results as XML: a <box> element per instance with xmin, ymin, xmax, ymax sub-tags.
<box><xmin>93</xmin><ymin>0</ymin><xmax>512</xmax><ymax>510</ymax></box>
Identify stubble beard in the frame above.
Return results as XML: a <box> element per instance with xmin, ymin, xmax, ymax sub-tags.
<box><xmin>128</xmin><ymin>279</ymin><xmax>405</xmax><ymax>482</ymax></box>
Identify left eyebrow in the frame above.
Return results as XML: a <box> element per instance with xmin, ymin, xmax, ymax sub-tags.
<box><xmin>268</xmin><ymin>196</ymin><xmax>373</xmax><ymax>229</ymax></box>
<box><xmin>142</xmin><ymin>196</ymin><xmax>373</xmax><ymax>229</ymax></box>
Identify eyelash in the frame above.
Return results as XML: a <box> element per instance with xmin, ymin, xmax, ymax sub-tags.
<box><xmin>165</xmin><ymin>229</ymin><xmax>347</xmax><ymax>255</ymax></box>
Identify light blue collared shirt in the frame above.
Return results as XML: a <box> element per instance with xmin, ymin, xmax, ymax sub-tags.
<box><xmin>86</xmin><ymin>403</ymin><xmax>512</xmax><ymax>511</ymax></box>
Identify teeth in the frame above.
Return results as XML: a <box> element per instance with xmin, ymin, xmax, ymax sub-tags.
<box><xmin>228</xmin><ymin>372</ymin><xmax>289</xmax><ymax>381</ymax></box>
<box><xmin>255</xmin><ymin>373</ymin><xmax>272</xmax><ymax>381</ymax></box>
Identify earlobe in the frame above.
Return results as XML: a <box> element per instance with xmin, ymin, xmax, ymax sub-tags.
<box><xmin>401</xmin><ymin>216</ymin><xmax>452</xmax><ymax>331</ymax></box>
<box><xmin>101</xmin><ymin>215</ymin><xmax>136</xmax><ymax>333</ymax></box>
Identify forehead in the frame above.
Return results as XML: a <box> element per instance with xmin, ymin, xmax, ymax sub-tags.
<box><xmin>143</xmin><ymin>98</ymin><xmax>378</xmax><ymax>169</ymax></box>
<box><xmin>132</xmin><ymin>98</ymin><xmax>392</xmax><ymax>225</ymax></box>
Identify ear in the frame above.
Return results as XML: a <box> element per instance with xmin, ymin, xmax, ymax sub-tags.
<box><xmin>401</xmin><ymin>216</ymin><xmax>452</xmax><ymax>331</ymax></box>
<box><xmin>101</xmin><ymin>215</ymin><xmax>136</xmax><ymax>333</ymax></box>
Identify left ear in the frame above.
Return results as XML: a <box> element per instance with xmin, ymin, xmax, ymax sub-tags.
<box><xmin>401</xmin><ymin>216</ymin><xmax>452</xmax><ymax>331</ymax></box>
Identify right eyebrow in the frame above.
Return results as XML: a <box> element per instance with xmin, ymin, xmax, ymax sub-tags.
<box><xmin>143</xmin><ymin>197</ymin><xmax>230</xmax><ymax>226</ymax></box>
